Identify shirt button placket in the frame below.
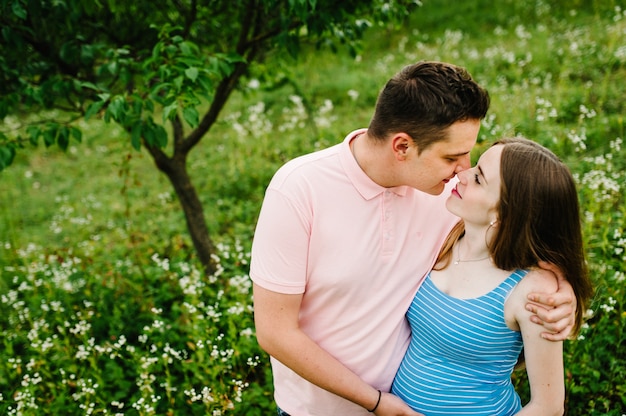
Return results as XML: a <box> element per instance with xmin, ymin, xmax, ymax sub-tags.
<box><xmin>382</xmin><ymin>191</ymin><xmax>394</xmax><ymax>256</ymax></box>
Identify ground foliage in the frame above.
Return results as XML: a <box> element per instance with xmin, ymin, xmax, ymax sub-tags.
<box><xmin>1</xmin><ymin>0</ymin><xmax>625</xmax><ymax>414</ymax></box>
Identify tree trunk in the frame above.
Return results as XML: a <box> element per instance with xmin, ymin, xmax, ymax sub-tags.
<box><xmin>146</xmin><ymin>144</ymin><xmax>217</xmax><ymax>276</ymax></box>
<box><xmin>166</xmin><ymin>165</ymin><xmax>215</xmax><ymax>276</ymax></box>
<box><xmin>165</xmin><ymin>161</ymin><xmax>216</xmax><ymax>276</ymax></box>
<box><xmin>140</xmin><ymin>58</ymin><xmax>252</xmax><ymax>278</ymax></box>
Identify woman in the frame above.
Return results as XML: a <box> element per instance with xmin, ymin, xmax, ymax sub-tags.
<box><xmin>391</xmin><ymin>137</ymin><xmax>593</xmax><ymax>415</ymax></box>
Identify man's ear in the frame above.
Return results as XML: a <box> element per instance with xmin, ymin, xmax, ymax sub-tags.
<box><xmin>391</xmin><ymin>133</ymin><xmax>414</xmax><ymax>161</ymax></box>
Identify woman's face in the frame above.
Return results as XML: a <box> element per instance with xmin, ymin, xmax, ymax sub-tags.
<box><xmin>446</xmin><ymin>144</ymin><xmax>504</xmax><ymax>226</ymax></box>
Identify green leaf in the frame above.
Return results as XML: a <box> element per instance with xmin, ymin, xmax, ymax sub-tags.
<box><xmin>0</xmin><ymin>145</ymin><xmax>16</xmax><ymax>171</ymax></box>
<box><xmin>59</xmin><ymin>41</ymin><xmax>80</xmax><ymax>63</ymax></box>
<box><xmin>57</xmin><ymin>126</ymin><xmax>70</xmax><ymax>151</ymax></box>
<box><xmin>26</xmin><ymin>125</ymin><xmax>42</xmax><ymax>146</ymax></box>
<box><xmin>197</xmin><ymin>76</ymin><xmax>214</xmax><ymax>93</ymax></box>
<box><xmin>173</xmin><ymin>76</ymin><xmax>184</xmax><ymax>90</ymax></box>
<box><xmin>154</xmin><ymin>123</ymin><xmax>168</xmax><ymax>147</ymax></box>
<box><xmin>185</xmin><ymin>67</ymin><xmax>199</xmax><ymax>82</ymax></box>
<box><xmin>108</xmin><ymin>61</ymin><xmax>118</xmax><ymax>75</ymax></box>
<box><xmin>218</xmin><ymin>60</ymin><xmax>234</xmax><ymax>77</ymax></box>
<box><xmin>80</xmin><ymin>44</ymin><xmax>95</xmax><ymax>64</ymax></box>
<box><xmin>43</xmin><ymin>126</ymin><xmax>56</xmax><ymax>147</ymax></box>
<box><xmin>179</xmin><ymin>41</ymin><xmax>195</xmax><ymax>56</ymax></box>
<box><xmin>0</xmin><ymin>99</ymin><xmax>8</xmax><ymax>119</ymax></box>
<box><xmin>130</xmin><ymin>122</ymin><xmax>143</xmax><ymax>150</ymax></box>
<box><xmin>11</xmin><ymin>1</ymin><xmax>27</xmax><ymax>19</ymax></box>
<box><xmin>145</xmin><ymin>99</ymin><xmax>154</xmax><ymax>113</ymax></box>
<box><xmin>149</xmin><ymin>83</ymin><xmax>170</xmax><ymax>101</ymax></box>
<box><xmin>165</xmin><ymin>44</ymin><xmax>178</xmax><ymax>56</ymax></box>
<box><xmin>78</xmin><ymin>81</ymin><xmax>100</xmax><ymax>91</ymax></box>
<box><xmin>224</xmin><ymin>52</ymin><xmax>246</xmax><ymax>64</ymax></box>
<box><xmin>85</xmin><ymin>100</ymin><xmax>105</xmax><ymax>121</ymax></box>
<box><xmin>151</xmin><ymin>41</ymin><xmax>163</xmax><ymax>60</ymax></box>
<box><xmin>143</xmin><ymin>122</ymin><xmax>155</xmax><ymax>145</ymax></box>
<box><xmin>143</xmin><ymin>120</ymin><xmax>168</xmax><ymax>148</ymax></box>
<box><xmin>163</xmin><ymin>102</ymin><xmax>178</xmax><ymax>122</ymax></box>
<box><xmin>182</xmin><ymin>106</ymin><xmax>199</xmax><ymax>128</ymax></box>
<box><xmin>70</xmin><ymin>127</ymin><xmax>82</xmax><ymax>143</ymax></box>
<box><xmin>107</xmin><ymin>95</ymin><xmax>126</xmax><ymax>122</ymax></box>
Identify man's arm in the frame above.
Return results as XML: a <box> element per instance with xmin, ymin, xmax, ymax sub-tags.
<box><xmin>253</xmin><ymin>283</ymin><xmax>422</xmax><ymax>416</ymax></box>
<box><xmin>525</xmin><ymin>261</ymin><xmax>577</xmax><ymax>341</ymax></box>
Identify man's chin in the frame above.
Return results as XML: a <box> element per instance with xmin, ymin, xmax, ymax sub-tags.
<box><xmin>421</xmin><ymin>183</ymin><xmax>446</xmax><ymax>196</ymax></box>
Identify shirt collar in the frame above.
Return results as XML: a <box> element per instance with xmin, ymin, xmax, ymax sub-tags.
<box><xmin>339</xmin><ymin>129</ymin><xmax>409</xmax><ymax>200</ymax></box>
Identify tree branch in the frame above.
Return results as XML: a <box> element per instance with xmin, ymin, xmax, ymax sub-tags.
<box><xmin>144</xmin><ymin>139</ymin><xmax>173</xmax><ymax>175</ymax></box>
<box><xmin>170</xmin><ymin>0</ymin><xmax>198</xmax><ymax>37</ymax></box>
<box><xmin>181</xmin><ymin>0</ymin><xmax>265</xmax><ymax>152</ymax></box>
<box><xmin>172</xmin><ymin>114</ymin><xmax>186</xmax><ymax>158</ymax></box>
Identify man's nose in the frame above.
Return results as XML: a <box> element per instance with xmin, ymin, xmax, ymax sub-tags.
<box><xmin>456</xmin><ymin>154</ymin><xmax>471</xmax><ymax>172</ymax></box>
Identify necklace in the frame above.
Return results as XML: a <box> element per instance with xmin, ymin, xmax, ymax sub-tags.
<box><xmin>454</xmin><ymin>256</ymin><xmax>490</xmax><ymax>265</ymax></box>
<box><xmin>453</xmin><ymin>241</ymin><xmax>490</xmax><ymax>265</ymax></box>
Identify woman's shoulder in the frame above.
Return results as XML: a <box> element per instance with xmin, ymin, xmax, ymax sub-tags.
<box><xmin>516</xmin><ymin>267</ymin><xmax>559</xmax><ymax>295</ymax></box>
<box><xmin>505</xmin><ymin>268</ymin><xmax>559</xmax><ymax>331</ymax></box>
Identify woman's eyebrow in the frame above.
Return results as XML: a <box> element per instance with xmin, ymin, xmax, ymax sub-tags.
<box><xmin>477</xmin><ymin>165</ymin><xmax>488</xmax><ymax>184</ymax></box>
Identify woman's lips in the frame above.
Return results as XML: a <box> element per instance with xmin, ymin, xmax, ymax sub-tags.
<box><xmin>451</xmin><ymin>185</ymin><xmax>462</xmax><ymax>199</ymax></box>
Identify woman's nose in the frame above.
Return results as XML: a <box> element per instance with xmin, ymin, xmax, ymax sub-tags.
<box><xmin>457</xmin><ymin>168</ymin><xmax>471</xmax><ymax>183</ymax></box>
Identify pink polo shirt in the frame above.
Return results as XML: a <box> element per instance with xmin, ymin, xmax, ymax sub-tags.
<box><xmin>250</xmin><ymin>129</ymin><xmax>459</xmax><ymax>415</ymax></box>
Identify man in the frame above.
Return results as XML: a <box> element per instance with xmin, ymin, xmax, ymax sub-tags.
<box><xmin>250</xmin><ymin>61</ymin><xmax>575</xmax><ymax>416</ymax></box>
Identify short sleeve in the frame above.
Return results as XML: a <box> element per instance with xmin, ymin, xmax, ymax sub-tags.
<box><xmin>250</xmin><ymin>187</ymin><xmax>311</xmax><ymax>294</ymax></box>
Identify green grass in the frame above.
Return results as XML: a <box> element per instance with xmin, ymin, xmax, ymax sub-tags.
<box><xmin>1</xmin><ymin>0</ymin><xmax>625</xmax><ymax>414</ymax></box>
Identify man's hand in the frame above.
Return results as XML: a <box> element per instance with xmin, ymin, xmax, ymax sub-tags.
<box><xmin>374</xmin><ymin>392</ymin><xmax>424</xmax><ymax>416</ymax></box>
<box><xmin>526</xmin><ymin>261</ymin><xmax>576</xmax><ymax>341</ymax></box>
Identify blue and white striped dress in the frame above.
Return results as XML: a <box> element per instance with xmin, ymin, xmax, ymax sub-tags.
<box><xmin>391</xmin><ymin>269</ymin><xmax>528</xmax><ymax>415</ymax></box>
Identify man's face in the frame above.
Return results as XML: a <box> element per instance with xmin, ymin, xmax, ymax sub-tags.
<box><xmin>403</xmin><ymin>119</ymin><xmax>481</xmax><ymax>195</ymax></box>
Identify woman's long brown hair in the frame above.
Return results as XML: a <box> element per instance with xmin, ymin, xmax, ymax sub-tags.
<box><xmin>434</xmin><ymin>137</ymin><xmax>593</xmax><ymax>335</ymax></box>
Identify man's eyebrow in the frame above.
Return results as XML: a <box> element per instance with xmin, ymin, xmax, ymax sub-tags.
<box><xmin>445</xmin><ymin>151</ymin><xmax>471</xmax><ymax>157</ymax></box>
